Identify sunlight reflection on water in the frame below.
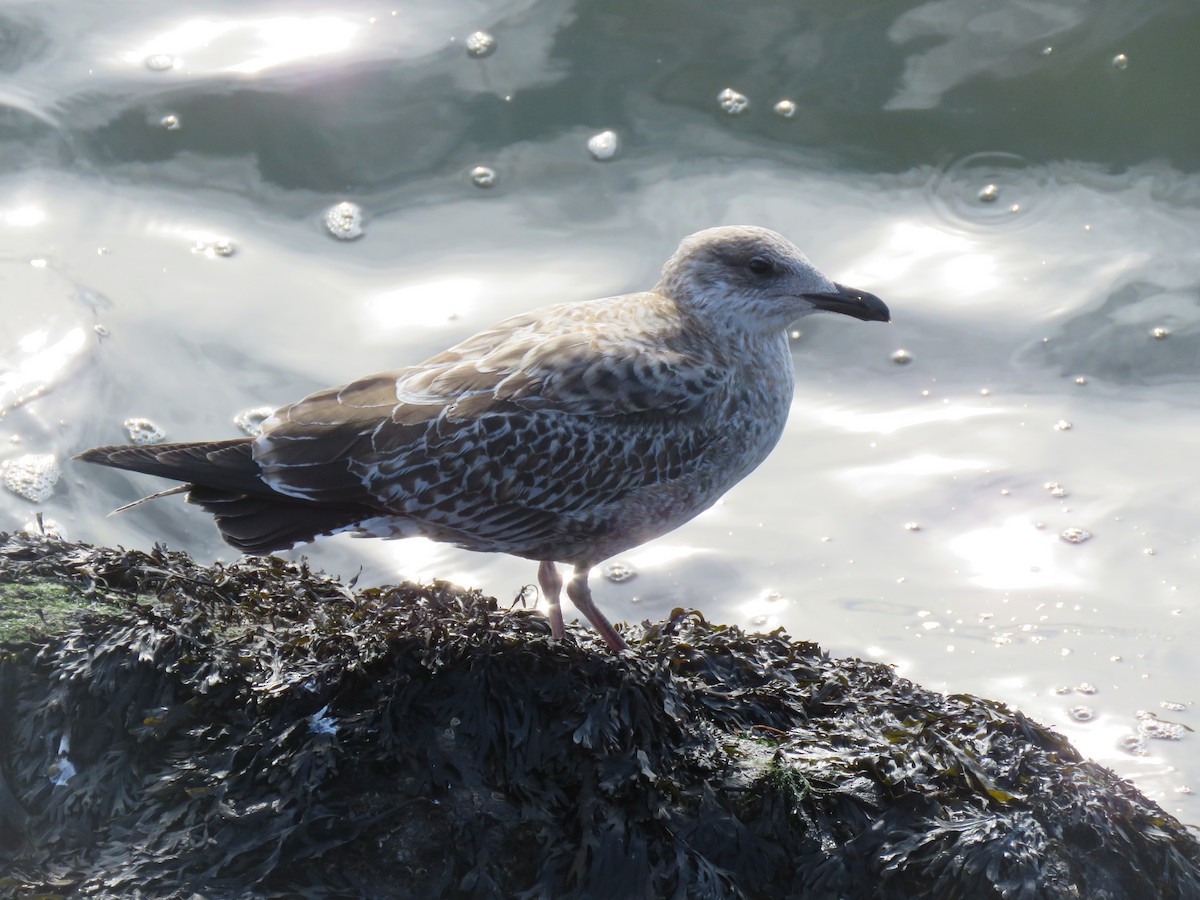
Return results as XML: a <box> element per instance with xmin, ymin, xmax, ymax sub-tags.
<box><xmin>120</xmin><ymin>16</ymin><xmax>362</xmax><ymax>75</ymax></box>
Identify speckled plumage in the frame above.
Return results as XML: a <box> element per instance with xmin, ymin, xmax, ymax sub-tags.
<box><xmin>79</xmin><ymin>226</ymin><xmax>889</xmax><ymax>650</ymax></box>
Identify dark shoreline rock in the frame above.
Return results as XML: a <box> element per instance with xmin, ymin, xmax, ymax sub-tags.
<box><xmin>0</xmin><ymin>531</ymin><xmax>1197</xmax><ymax>899</ymax></box>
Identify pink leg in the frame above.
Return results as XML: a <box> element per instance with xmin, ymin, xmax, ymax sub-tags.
<box><xmin>538</xmin><ymin>560</ymin><xmax>565</xmax><ymax>639</ymax></box>
<box><xmin>565</xmin><ymin>565</ymin><xmax>628</xmax><ymax>651</ymax></box>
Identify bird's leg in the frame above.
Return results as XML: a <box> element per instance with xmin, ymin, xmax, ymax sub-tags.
<box><xmin>538</xmin><ymin>560</ymin><xmax>565</xmax><ymax>639</ymax></box>
<box><xmin>565</xmin><ymin>565</ymin><xmax>628</xmax><ymax>651</ymax></box>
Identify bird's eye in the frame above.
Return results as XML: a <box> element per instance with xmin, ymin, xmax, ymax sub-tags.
<box><xmin>748</xmin><ymin>256</ymin><xmax>774</xmax><ymax>275</ymax></box>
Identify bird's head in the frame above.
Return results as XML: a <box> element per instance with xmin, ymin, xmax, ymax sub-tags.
<box><xmin>655</xmin><ymin>225</ymin><xmax>890</xmax><ymax>333</ymax></box>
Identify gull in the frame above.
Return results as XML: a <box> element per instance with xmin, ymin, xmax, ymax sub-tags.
<box><xmin>78</xmin><ymin>226</ymin><xmax>889</xmax><ymax>651</ymax></box>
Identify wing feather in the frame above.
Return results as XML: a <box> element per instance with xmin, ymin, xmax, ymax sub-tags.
<box><xmin>252</xmin><ymin>292</ymin><xmax>730</xmax><ymax>542</ymax></box>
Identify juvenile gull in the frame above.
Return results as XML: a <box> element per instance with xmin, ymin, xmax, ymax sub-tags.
<box><xmin>78</xmin><ymin>226</ymin><xmax>888</xmax><ymax>650</ymax></box>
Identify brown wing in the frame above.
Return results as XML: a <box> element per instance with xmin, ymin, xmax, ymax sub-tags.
<box><xmin>388</xmin><ymin>294</ymin><xmax>725</xmax><ymax>419</ymax></box>
<box><xmin>252</xmin><ymin>294</ymin><xmax>729</xmax><ymax>550</ymax></box>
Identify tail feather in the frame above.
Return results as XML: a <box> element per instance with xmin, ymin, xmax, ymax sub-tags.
<box><xmin>77</xmin><ymin>439</ymin><xmax>266</xmax><ymax>495</ymax></box>
<box><xmin>186</xmin><ymin>487</ymin><xmax>376</xmax><ymax>554</ymax></box>
<box><xmin>78</xmin><ymin>439</ymin><xmax>382</xmax><ymax>555</ymax></box>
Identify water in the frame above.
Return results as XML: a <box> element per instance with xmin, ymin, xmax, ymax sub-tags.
<box><xmin>1</xmin><ymin>0</ymin><xmax>1198</xmax><ymax>827</ymax></box>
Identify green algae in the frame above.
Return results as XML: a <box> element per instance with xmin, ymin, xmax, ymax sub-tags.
<box><xmin>0</xmin><ymin>577</ymin><xmax>124</xmax><ymax>643</ymax></box>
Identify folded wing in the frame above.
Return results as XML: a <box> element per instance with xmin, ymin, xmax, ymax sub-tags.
<box><xmin>253</xmin><ymin>294</ymin><xmax>729</xmax><ymax>551</ymax></box>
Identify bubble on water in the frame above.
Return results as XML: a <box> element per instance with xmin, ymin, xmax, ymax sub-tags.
<box><xmin>1140</xmin><ymin>718</ymin><xmax>1186</xmax><ymax>741</ymax></box>
<box><xmin>979</xmin><ymin>388</ymin><xmax>990</xmax><ymax>396</ymax></box>
<box><xmin>465</xmin><ymin>31</ymin><xmax>496</xmax><ymax>58</ymax></box>
<box><xmin>192</xmin><ymin>239</ymin><xmax>235</xmax><ymax>259</ymax></box>
<box><xmin>1150</xmin><ymin>326</ymin><xmax>1171</xmax><ymax>340</ymax></box>
<box><xmin>23</xmin><ymin>515</ymin><xmax>67</xmax><ymax>540</ymax></box>
<box><xmin>750</xmin><ymin>615</ymin><xmax>768</xmax><ymax>626</ymax></box>
<box><xmin>470</xmin><ymin>165</ymin><xmax>497</xmax><ymax>188</ymax></box>
<box><xmin>1043</xmin><ymin>482</ymin><xmax>1068</xmax><ymax>498</ymax></box>
<box><xmin>160</xmin><ymin>114</ymin><xmax>181</xmax><ymax>131</ymax></box>
<box><xmin>773</xmin><ymin>99</ymin><xmax>796</xmax><ymax>118</ymax></box>
<box><xmin>1111</xmin><ymin>53</ymin><xmax>1128</xmax><ymax>70</ymax></box>
<box><xmin>1144</xmin><ymin>547</ymin><xmax>1156</xmax><ymax>556</ymax></box>
<box><xmin>234</xmin><ymin>406</ymin><xmax>275</xmax><ymax>436</ymax></box>
<box><xmin>1155</xmin><ymin>716</ymin><xmax>1190</xmax><ymax>735</ymax></box>
<box><xmin>586</xmin><ymin>130</ymin><xmax>619</xmax><ymax>161</ymax></box>
<box><xmin>145</xmin><ymin>54</ymin><xmax>176</xmax><ymax>72</ymax></box>
<box><xmin>890</xmin><ymin>349</ymin><xmax>912</xmax><ymax>365</ymax></box>
<box><xmin>1074</xmin><ymin>376</ymin><xmax>1088</xmax><ymax>385</ymax></box>
<box><xmin>1041</xmin><ymin>46</ymin><xmax>1053</xmax><ymax>56</ymax></box>
<box><xmin>904</xmin><ymin>522</ymin><xmax>921</xmax><ymax>532</ymax></box>
<box><xmin>929</xmin><ymin>151</ymin><xmax>1049</xmax><ymax>231</ymax></box>
<box><xmin>1076</xmin><ymin>682</ymin><xmax>1097</xmax><ymax>695</ymax></box>
<box><xmin>716</xmin><ymin>88</ymin><xmax>750</xmax><ymax>115</ymax></box>
<box><xmin>1161</xmin><ymin>700</ymin><xmax>1187</xmax><ymax>712</ymax></box>
<box><xmin>604</xmin><ymin>561</ymin><xmax>637</xmax><ymax>583</ymax></box>
<box><xmin>1068</xmin><ymin>706</ymin><xmax>1095</xmax><ymax>722</ymax></box>
<box><xmin>1054</xmin><ymin>685</ymin><xmax>1073</xmax><ymax>695</ymax></box>
<box><xmin>324</xmin><ymin>201</ymin><xmax>364</xmax><ymax>241</ymax></box>
<box><xmin>94</xmin><ymin>324</ymin><xmax>110</xmax><ymax>337</ymax></box>
<box><xmin>1118</xmin><ymin>734</ymin><xmax>1148</xmax><ymax>755</ymax></box>
<box><xmin>1054</xmin><ymin>419</ymin><xmax>1073</xmax><ymax>431</ymax></box>
<box><xmin>124</xmin><ymin>417</ymin><xmax>166</xmax><ymax>445</ymax></box>
<box><xmin>789</xmin><ymin>329</ymin><xmax>802</xmax><ymax>341</ymax></box>
<box><xmin>1060</xmin><ymin>527</ymin><xmax>1092</xmax><ymax>544</ymax></box>
<box><xmin>2</xmin><ymin>454</ymin><xmax>60</xmax><ymax>502</ymax></box>
<box><xmin>1178</xmin><ymin>785</ymin><xmax>1194</xmax><ymax>795</ymax></box>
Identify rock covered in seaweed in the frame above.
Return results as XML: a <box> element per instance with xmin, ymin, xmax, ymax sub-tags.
<box><xmin>0</xmin><ymin>531</ymin><xmax>1197</xmax><ymax>898</ymax></box>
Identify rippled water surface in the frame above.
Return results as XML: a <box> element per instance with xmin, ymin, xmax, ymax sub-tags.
<box><xmin>2</xmin><ymin>0</ymin><xmax>1198</xmax><ymax>825</ymax></box>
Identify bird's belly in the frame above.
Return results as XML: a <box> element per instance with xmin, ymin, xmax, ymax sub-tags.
<box><xmin>543</xmin><ymin>395</ymin><xmax>792</xmax><ymax>565</ymax></box>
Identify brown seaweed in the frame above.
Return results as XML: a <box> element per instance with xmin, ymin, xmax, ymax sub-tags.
<box><xmin>0</xmin><ymin>531</ymin><xmax>1197</xmax><ymax>898</ymax></box>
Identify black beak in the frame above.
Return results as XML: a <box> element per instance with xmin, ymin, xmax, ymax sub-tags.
<box><xmin>804</xmin><ymin>282</ymin><xmax>890</xmax><ymax>323</ymax></box>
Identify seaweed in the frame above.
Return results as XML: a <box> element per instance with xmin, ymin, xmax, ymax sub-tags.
<box><xmin>0</xmin><ymin>531</ymin><xmax>1196</xmax><ymax>898</ymax></box>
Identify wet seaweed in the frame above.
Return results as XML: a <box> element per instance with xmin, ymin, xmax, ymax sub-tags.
<box><xmin>0</xmin><ymin>531</ymin><xmax>1197</xmax><ymax>898</ymax></box>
